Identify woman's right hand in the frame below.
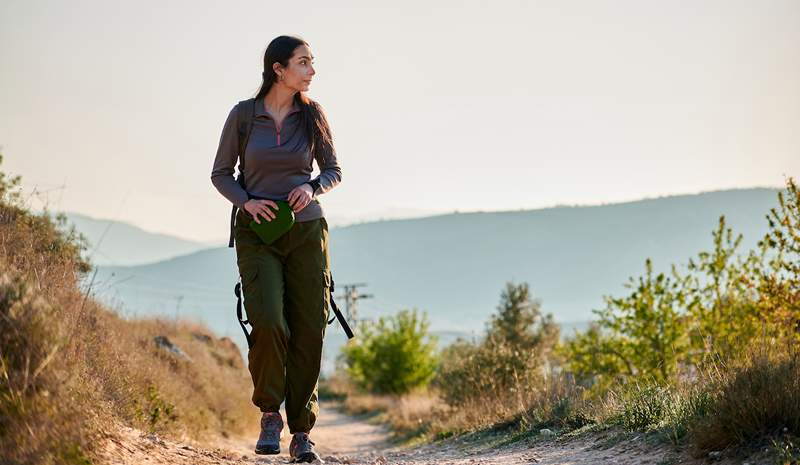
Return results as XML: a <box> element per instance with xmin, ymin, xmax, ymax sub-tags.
<box><xmin>243</xmin><ymin>199</ymin><xmax>278</xmax><ymax>223</ymax></box>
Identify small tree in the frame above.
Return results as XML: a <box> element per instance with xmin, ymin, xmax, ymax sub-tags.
<box><xmin>757</xmin><ymin>177</ymin><xmax>800</xmax><ymax>345</ymax></box>
<box><xmin>434</xmin><ymin>281</ymin><xmax>559</xmax><ymax>406</ymax></box>
<box><xmin>488</xmin><ymin>281</ymin><xmax>559</xmax><ymax>354</ymax></box>
<box><xmin>683</xmin><ymin>215</ymin><xmax>761</xmax><ymax>363</ymax></box>
<box><xmin>340</xmin><ymin>308</ymin><xmax>439</xmax><ymax>395</ymax></box>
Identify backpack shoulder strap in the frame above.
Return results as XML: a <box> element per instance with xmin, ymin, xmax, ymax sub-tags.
<box><xmin>236</xmin><ymin>98</ymin><xmax>256</xmax><ymax>173</ymax></box>
<box><xmin>227</xmin><ymin>98</ymin><xmax>257</xmax><ymax>248</ymax></box>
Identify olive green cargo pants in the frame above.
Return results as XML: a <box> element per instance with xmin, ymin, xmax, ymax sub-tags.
<box><xmin>234</xmin><ymin>207</ymin><xmax>331</xmax><ymax>434</ymax></box>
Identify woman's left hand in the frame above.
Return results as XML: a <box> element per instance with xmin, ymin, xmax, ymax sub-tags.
<box><xmin>288</xmin><ymin>183</ymin><xmax>314</xmax><ymax>212</ymax></box>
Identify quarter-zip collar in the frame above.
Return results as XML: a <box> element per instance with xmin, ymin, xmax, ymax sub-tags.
<box><xmin>255</xmin><ymin>96</ymin><xmax>301</xmax><ymax>120</ymax></box>
<box><xmin>255</xmin><ymin>97</ymin><xmax>301</xmax><ymax>146</ymax></box>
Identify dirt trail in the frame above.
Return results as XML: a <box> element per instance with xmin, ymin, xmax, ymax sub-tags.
<box><xmin>99</xmin><ymin>400</ymin><xmax>711</xmax><ymax>465</ymax></box>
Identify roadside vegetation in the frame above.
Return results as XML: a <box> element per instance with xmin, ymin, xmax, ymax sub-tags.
<box><xmin>324</xmin><ymin>176</ymin><xmax>800</xmax><ymax>463</ymax></box>
<box><xmin>0</xmin><ymin>153</ymin><xmax>258</xmax><ymax>465</ymax></box>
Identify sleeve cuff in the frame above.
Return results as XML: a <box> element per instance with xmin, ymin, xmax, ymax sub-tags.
<box><xmin>307</xmin><ymin>179</ymin><xmax>322</xmax><ymax>195</ymax></box>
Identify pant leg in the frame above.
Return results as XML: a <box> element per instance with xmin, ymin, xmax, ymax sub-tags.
<box><xmin>234</xmin><ymin>209</ymin><xmax>291</xmax><ymax>413</ymax></box>
<box><xmin>282</xmin><ymin>216</ymin><xmax>331</xmax><ymax>434</ymax></box>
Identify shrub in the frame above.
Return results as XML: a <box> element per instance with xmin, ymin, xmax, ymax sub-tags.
<box><xmin>684</xmin><ymin>216</ymin><xmax>762</xmax><ymax>364</ymax></box>
<box><xmin>560</xmin><ymin>259</ymin><xmax>692</xmax><ymax>389</ymax></box>
<box><xmin>0</xmin><ymin>265</ymin><xmax>95</xmax><ymax>465</ymax></box>
<box><xmin>434</xmin><ymin>282</ymin><xmax>559</xmax><ymax>407</ymax></box>
<box><xmin>693</xmin><ymin>350</ymin><xmax>800</xmax><ymax>453</ymax></box>
<box><xmin>435</xmin><ymin>335</ymin><xmax>540</xmax><ymax>406</ymax></box>
<box><xmin>615</xmin><ymin>381</ymin><xmax>712</xmax><ymax>444</ymax></box>
<box><xmin>341</xmin><ymin>308</ymin><xmax>439</xmax><ymax>395</ymax></box>
<box><xmin>756</xmin><ymin>177</ymin><xmax>800</xmax><ymax>346</ymax></box>
<box><xmin>0</xmin><ymin>154</ymin><xmax>257</xmax><ymax>464</ymax></box>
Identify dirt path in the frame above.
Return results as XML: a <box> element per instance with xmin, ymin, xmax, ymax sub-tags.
<box><xmin>99</xmin><ymin>400</ymin><xmax>711</xmax><ymax>465</ymax></box>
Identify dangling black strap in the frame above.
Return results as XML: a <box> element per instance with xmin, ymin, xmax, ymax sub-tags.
<box><xmin>326</xmin><ymin>275</ymin><xmax>354</xmax><ymax>339</ymax></box>
<box><xmin>234</xmin><ymin>280</ymin><xmax>253</xmax><ymax>349</ymax></box>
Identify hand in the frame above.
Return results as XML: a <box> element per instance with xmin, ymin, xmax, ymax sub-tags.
<box><xmin>243</xmin><ymin>199</ymin><xmax>279</xmax><ymax>224</ymax></box>
<box><xmin>288</xmin><ymin>183</ymin><xmax>313</xmax><ymax>213</ymax></box>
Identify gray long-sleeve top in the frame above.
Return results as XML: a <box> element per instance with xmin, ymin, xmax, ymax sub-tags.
<box><xmin>210</xmin><ymin>97</ymin><xmax>342</xmax><ymax>222</ymax></box>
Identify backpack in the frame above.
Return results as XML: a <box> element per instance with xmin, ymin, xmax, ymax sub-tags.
<box><xmin>228</xmin><ymin>98</ymin><xmax>354</xmax><ymax>347</ymax></box>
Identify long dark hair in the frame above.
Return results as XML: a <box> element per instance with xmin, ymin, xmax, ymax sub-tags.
<box><xmin>254</xmin><ymin>35</ymin><xmax>333</xmax><ymax>158</ymax></box>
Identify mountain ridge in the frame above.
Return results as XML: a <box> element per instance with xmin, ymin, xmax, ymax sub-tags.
<box><xmin>83</xmin><ymin>187</ymin><xmax>783</xmax><ymax>374</ymax></box>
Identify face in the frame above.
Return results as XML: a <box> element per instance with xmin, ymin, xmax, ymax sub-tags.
<box><xmin>274</xmin><ymin>44</ymin><xmax>315</xmax><ymax>92</ymax></box>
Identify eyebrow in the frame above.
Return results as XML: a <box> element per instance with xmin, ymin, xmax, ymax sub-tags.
<box><xmin>298</xmin><ymin>55</ymin><xmax>315</xmax><ymax>60</ymax></box>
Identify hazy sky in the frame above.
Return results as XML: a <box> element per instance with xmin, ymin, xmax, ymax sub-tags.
<box><xmin>2</xmin><ymin>0</ymin><xmax>798</xmax><ymax>243</ymax></box>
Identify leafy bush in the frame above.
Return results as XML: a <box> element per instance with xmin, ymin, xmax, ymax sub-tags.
<box><xmin>562</xmin><ymin>178</ymin><xmax>800</xmax><ymax>392</ymax></box>
<box><xmin>756</xmin><ymin>178</ymin><xmax>800</xmax><ymax>345</ymax></box>
<box><xmin>134</xmin><ymin>384</ymin><xmax>178</xmax><ymax>433</ymax></box>
<box><xmin>683</xmin><ymin>216</ymin><xmax>763</xmax><ymax>364</ymax></box>
<box><xmin>559</xmin><ymin>177</ymin><xmax>800</xmax><ymax>456</ymax></box>
<box><xmin>559</xmin><ymin>258</ymin><xmax>692</xmax><ymax>390</ymax></box>
<box><xmin>341</xmin><ymin>308</ymin><xmax>439</xmax><ymax>395</ymax></box>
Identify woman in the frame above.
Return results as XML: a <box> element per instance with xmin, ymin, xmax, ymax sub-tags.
<box><xmin>210</xmin><ymin>35</ymin><xmax>341</xmax><ymax>463</ymax></box>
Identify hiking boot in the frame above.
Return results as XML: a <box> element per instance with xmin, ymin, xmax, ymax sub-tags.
<box><xmin>289</xmin><ymin>432</ymin><xmax>323</xmax><ymax>463</ymax></box>
<box><xmin>254</xmin><ymin>411</ymin><xmax>283</xmax><ymax>455</ymax></box>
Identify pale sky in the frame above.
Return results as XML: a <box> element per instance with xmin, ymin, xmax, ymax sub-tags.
<box><xmin>2</xmin><ymin>0</ymin><xmax>798</xmax><ymax>243</ymax></box>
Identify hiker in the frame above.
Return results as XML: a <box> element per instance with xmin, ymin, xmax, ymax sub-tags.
<box><xmin>210</xmin><ymin>34</ymin><xmax>341</xmax><ymax>463</ymax></box>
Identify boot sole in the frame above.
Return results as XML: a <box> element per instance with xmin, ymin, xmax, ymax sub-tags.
<box><xmin>254</xmin><ymin>445</ymin><xmax>280</xmax><ymax>455</ymax></box>
<box><xmin>290</xmin><ymin>452</ymin><xmax>323</xmax><ymax>463</ymax></box>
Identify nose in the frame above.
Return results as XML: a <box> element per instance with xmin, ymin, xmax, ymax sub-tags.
<box><xmin>309</xmin><ymin>65</ymin><xmax>316</xmax><ymax>76</ymax></box>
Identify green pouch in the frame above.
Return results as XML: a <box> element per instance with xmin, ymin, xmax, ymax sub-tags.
<box><xmin>247</xmin><ymin>200</ymin><xmax>296</xmax><ymax>245</ymax></box>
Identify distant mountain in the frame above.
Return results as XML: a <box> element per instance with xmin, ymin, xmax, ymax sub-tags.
<box><xmin>84</xmin><ymin>188</ymin><xmax>782</xmax><ymax>374</ymax></box>
<box><xmin>53</xmin><ymin>212</ymin><xmax>211</xmax><ymax>266</ymax></box>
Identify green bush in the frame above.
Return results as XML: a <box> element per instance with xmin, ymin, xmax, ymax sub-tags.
<box><xmin>561</xmin><ymin>259</ymin><xmax>692</xmax><ymax>390</ymax></box>
<box><xmin>561</xmin><ymin>178</ymin><xmax>800</xmax><ymax>395</ymax></box>
<box><xmin>134</xmin><ymin>384</ymin><xmax>178</xmax><ymax>433</ymax></box>
<box><xmin>340</xmin><ymin>308</ymin><xmax>439</xmax><ymax>395</ymax></box>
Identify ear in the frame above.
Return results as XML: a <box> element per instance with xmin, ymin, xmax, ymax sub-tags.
<box><xmin>273</xmin><ymin>62</ymin><xmax>284</xmax><ymax>78</ymax></box>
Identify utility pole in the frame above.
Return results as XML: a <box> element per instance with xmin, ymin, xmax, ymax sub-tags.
<box><xmin>340</xmin><ymin>283</ymin><xmax>372</xmax><ymax>327</ymax></box>
<box><xmin>175</xmin><ymin>295</ymin><xmax>184</xmax><ymax>324</ymax></box>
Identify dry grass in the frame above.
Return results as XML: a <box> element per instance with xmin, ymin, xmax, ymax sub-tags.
<box><xmin>322</xmin><ymin>371</ymin><xmax>451</xmax><ymax>442</ymax></box>
<box><xmin>322</xmin><ymin>368</ymin><xmax>596</xmax><ymax>445</ymax></box>
<box><xmin>692</xmin><ymin>348</ymin><xmax>800</xmax><ymax>454</ymax></box>
<box><xmin>0</xmin><ymin>169</ymin><xmax>258</xmax><ymax>464</ymax></box>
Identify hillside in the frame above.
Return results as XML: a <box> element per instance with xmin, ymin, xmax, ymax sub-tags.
<box><xmin>52</xmin><ymin>212</ymin><xmax>212</xmax><ymax>266</ymax></box>
<box><xmin>0</xmin><ymin>159</ymin><xmax>259</xmax><ymax>464</ymax></box>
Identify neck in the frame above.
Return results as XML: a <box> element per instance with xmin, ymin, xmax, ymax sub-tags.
<box><xmin>264</xmin><ymin>85</ymin><xmax>297</xmax><ymax>113</ymax></box>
